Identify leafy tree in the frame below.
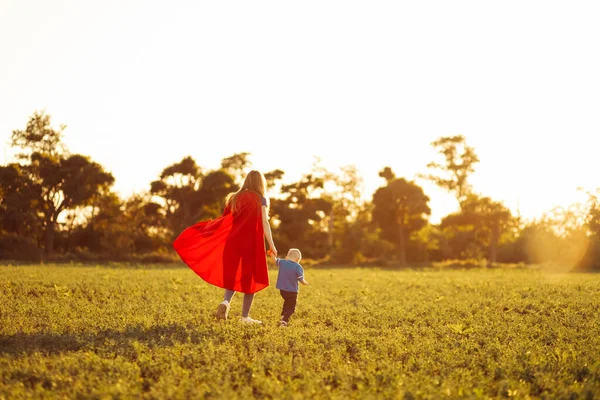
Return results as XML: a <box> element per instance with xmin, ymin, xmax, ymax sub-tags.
<box><xmin>270</xmin><ymin>173</ymin><xmax>332</xmax><ymax>259</ymax></box>
<box><xmin>265</xmin><ymin>169</ymin><xmax>285</xmax><ymax>187</ymax></box>
<box><xmin>150</xmin><ymin>156</ymin><xmax>203</xmax><ymax>236</ymax></box>
<box><xmin>585</xmin><ymin>189</ymin><xmax>600</xmax><ymax>237</ymax></box>
<box><xmin>440</xmin><ymin>194</ymin><xmax>512</xmax><ymax>263</ymax></box>
<box><xmin>579</xmin><ymin>189</ymin><xmax>600</xmax><ymax>270</ymax></box>
<box><xmin>372</xmin><ymin>170</ymin><xmax>431</xmax><ymax>266</ymax></box>
<box><xmin>151</xmin><ymin>156</ymin><xmax>236</xmax><ymax>237</ymax></box>
<box><xmin>196</xmin><ymin>170</ymin><xmax>237</xmax><ymax>220</ymax></box>
<box><xmin>0</xmin><ymin>164</ymin><xmax>41</xmax><ymax>239</ymax></box>
<box><xmin>324</xmin><ymin>165</ymin><xmax>366</xmax><ymax>262</ymax></box>
<box><xmin>8</xmin><ymin>111</ymin><xmax>114</xmax><ymax>254</ymax></box>
<box><xmin>264</xmin><ymin>169</ymin><xmax>285</xmax><ymax>198</ymax></box>
<box><xmin>71</xmin><ymin>192</ymin><xmax>168</xmax><ymax>256</ymax></box>
<box><xmin>221</xmin><ymin>152</ymin><xmax>251</xmax><ymax>182</ymax></box>
<box><xmin>514</xmin><ymin>220</ymin><xmax>562</xmax><ymax>264</ymax></box>
<box><xmin>421</xmin><ymin>135</ymin><xmax>479</xmax><ymax>206</ymax></box>
<box><xmin>378</xmin><ymin>166</ymin><xmax>396</xmax><ymax>183</ymax></box>
<box><xmin>11</xmin><ymin>110</ymin><xmax>66</xmax><ymax>158</ymax></box>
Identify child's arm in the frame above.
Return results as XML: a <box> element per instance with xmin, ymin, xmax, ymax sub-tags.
<box><xmin>297</xmin><ymin>265</ymin><xmax>308</xmax><ymax>285</ymax></box>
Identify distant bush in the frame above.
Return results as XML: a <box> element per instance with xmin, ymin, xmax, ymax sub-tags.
<box><xmin>575</xmin><ymin>237</ymin><xmax>600</xmax><ymax>271</ymax></box>
<box><xmin>134</xmin><ymin>252</ymin><xmax>179</xmax><ymax>264</ymax></box>
<box><xmin>42</xmin><ymin>249</ymin><xmax>180</xmax><ymax>265</ymax></box>
<box><xmin>0</xmin><ymin>233</ymin><xmax>42</xmax><ymax>261</ymax></box>
<box><xmin>431</xmin><ymin>259</ymin><xmax>527</xmax><ymax>270</ymax></box>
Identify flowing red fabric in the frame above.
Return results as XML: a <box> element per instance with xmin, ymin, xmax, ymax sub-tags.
<box><xmin>172</xmin><ymin>191</ymin><xmax>269</xmax><ymax>294</ymax></box>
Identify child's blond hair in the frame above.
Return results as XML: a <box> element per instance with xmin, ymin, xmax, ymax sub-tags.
<box><xmin>287</xmin><ymin>248</ymin><xmax>302</xmax><ymax>262</ymax></box>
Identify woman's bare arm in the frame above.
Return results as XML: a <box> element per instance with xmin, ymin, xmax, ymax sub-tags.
<box><xmin>261</xmin><ymin>206</ymin><xmax>277</xmax><ymax>257</ymax></box>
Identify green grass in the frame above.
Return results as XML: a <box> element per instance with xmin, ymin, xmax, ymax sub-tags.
<box><xmin>1</xmin><ymin>264</ymin><xmax>599</xmax><ymax>399</ymax></box>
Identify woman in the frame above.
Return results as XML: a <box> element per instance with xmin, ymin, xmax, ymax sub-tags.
<box><xmin>173</xmin><ymin>170</ymin><xmax>277</xmax><ymax>324</ymax></box>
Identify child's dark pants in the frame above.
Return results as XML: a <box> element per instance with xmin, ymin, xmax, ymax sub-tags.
<box><xmin>279</xmin><ymin>290</ymin><xmax>298</xmax><ymax>323</ymax></box>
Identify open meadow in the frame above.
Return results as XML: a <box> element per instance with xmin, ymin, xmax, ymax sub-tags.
<box><xmin>1</xmin><ymin>264</ymin><xmax>599</xmax><ymax>399</ymax></box>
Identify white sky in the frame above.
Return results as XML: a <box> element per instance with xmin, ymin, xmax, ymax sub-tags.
<box><xmin>1</xmin><ymin>0</ymin><xmax>598</xmax><ymax>223</ymax></box>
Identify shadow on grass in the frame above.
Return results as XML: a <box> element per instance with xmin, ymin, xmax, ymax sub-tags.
<box><xmin>0</xmin><ymin>323</ymin><xmax>217</xmax><ymax>356</ymax></box>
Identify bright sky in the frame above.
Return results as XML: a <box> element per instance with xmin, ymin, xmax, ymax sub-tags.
<box><xmin>1</xmin><ymin>1</ymin><xmax>598</xmax><ymax>223</ymax></box>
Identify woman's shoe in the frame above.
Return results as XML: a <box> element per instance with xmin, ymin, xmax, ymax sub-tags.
<box><xmin>216</xmin><ymin>301</ymin><xmax>230</xmax><ymax>321</ymax></box>
<box><xmin>240</xmin><ymin>316</ymin><xmax>262</xmax><ymax>324</ymax></box>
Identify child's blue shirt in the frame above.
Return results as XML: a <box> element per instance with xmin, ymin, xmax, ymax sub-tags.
<box><xmin>275</xmin><ymin>258</ymin><xmax>304</xmax><ymax>292</ymax></box>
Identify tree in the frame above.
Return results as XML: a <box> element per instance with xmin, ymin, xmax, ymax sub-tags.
<box><xmin>9</xmin><ymin>111</ymin><xmax>114</xmax><ymax>254</ymax></box>
<box><xmin>151</xmin><ymin>156</ymin><xmax>237</xmax><ymax>237</ymax></box>
<box><xmin>150</xmin><ymin>156</ymin><xmax>203</xmax><ymax>236</ymax></box>
<box><xmin>515</xmin><ymin>220</ymin><xmax>562</xmax><ymax>264</ymax></box>
<box><xmin>440</xmin><ymin>194</ymin><xmax>512</xmax><ymax>263</ymax></box>
<box><xmin>512</xmin><ymin>204</ymin><xmax>589</xmax><ymax>270</ymax></box>
<box><xmin>37</xmin><ymin>154</ymin><xmax>114</xmax><ymax>253</ymax></box>
<box><xmin>372</xmin><ymin>170</ymin><xmax>431</xmax><ymax>267</ymax></box>
<box><xmin>378</xmin><ymin>166</ymin><xmax>396</xmax><ymax>183</ymax></box>
<box><xmin>585</xmin><ymin>189</ymin><xmax>600</xmax><ymax>237</ymax></box>
<box><xmin>322</xmin><ymin>165</ymin><xmax>366</xmax><ymax>261</ymax></box>
<box><xmin>0</xmin><ymin>164</ymin><xmax>41</xmax><ymax>239</ymax></box>
<box><xmin>264</xmin><ymin>169</ymin><xmax>285</xmax><ymax>197</ymax></box>
<box><xmin>465</xmin><ymin>195</ymin><xmax>511</xmax><ymax>264</ymax></box>
<box><xmin>11</xmin><ymin>110</ymin><xmax>66</xmax><ymax>158</ymax></box>
<box><xmin>221</xmin><ymin>152</ymin><xmax>252</xmax><ymax>182</ymax></box>
<box><xmin>71</xmin><ymin>191</ymin><xmax>133</xmax><ymax>255</ymax></box>
<box><xmin>71</xmin><ymin>191</ymin><xmax>168</xmax><ymax>256</ymax></box>
<box><xmin>196</xmin><ymin>169</ymin><xmax>237</xmax><ymax>221</ymax></box>
<box><xmin>270</xmin><ymin>173</ymin><xmax>333</xmax><ymax>259</ymax></box>
<box><xmin>421</xmin><ymin>135</ymin><xmax>479</xmax><ymax>207</ymax></box>
<box><xmin>579</xmin><ymin>189</ymin><xmax>600</xmax><ymax>270</ymax></box>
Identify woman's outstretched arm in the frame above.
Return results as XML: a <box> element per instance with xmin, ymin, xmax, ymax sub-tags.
<box><xmin>261</xmin><ymin>206</ymin><xmax>277</xmax><ymax>257</ymax></box>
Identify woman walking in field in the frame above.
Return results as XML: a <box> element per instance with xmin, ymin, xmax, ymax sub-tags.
<box><xmin>173</xmin><ymin>170</ymin><xmax>277</xmax><ymax>324</ymax></box>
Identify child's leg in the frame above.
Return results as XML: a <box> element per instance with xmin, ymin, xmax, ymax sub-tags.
<box><xmin>279</xmin><ymin>291</ymin><xmax>287</xmax><ymax>319</ymax></box>
<box><xmin>241</xmin><ymin>293</ymin><xmax>255</xmax><ymax>318</ymax></box>
<box><xmin>280</xmin><ymin>290</ymin><xmax>298</xmax><ymax>323</ymax></box>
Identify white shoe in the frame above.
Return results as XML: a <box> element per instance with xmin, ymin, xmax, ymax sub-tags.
<box><xmin>240</xmin><ymin>316</ymin><xmax>262</xmax><ymax>324</ymax></box>
<box><xmin>216</xmin><ymin>301</ymin><xmax>230</xmax><ymax>321</ymax></box>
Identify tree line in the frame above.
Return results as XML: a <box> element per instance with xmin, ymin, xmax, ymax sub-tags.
<box><xmin>1</xmin><ymin>111</ymin><xmax>598</xmax><ymax>270</ymax></box>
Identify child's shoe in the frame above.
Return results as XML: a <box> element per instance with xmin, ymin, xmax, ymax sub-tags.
<box><xmin>279</xmin><ymin>320</ymin><xmax>288</xmax><ymax>327</ymax></box>
<box><xmin>216</xmin><ymin>301</ymin><xmax>230</xmax><ymax>321</ymax></box>
<box><xmin>240</xmin><ymin>316</ymin><xmax>262</xmax><ymax>324</ymax></box>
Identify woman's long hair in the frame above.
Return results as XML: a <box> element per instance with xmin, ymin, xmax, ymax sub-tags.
<box><xmin>225</xmin><ymin>170</ymin><xmax>267</xmax><ymax>214</ymax></box>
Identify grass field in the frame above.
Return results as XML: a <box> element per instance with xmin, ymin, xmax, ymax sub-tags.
<box><xmin>1</xmin><ymin>264</ymin><xmax>599</xmax><ymax>399</ymax></box>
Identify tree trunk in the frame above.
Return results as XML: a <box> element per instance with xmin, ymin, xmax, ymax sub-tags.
<box><xmin>398</xmin><ymin>224</ymin><xmax>407</xmax><ymax>267</ymax></box>
<box><xmin>44</xmin><ymin>220</ymin><xmax>56</xmax><ymax>255</ymax></box>
<box><xmin>65</xmin><ymin>213</ymin><xmax>76</xmax><ymax>253</ymax></box>
<box><xmin>328</xmin><ymin>208</ymin><xmax>335</xmax><ymax>248</ymax></box>
<box><xmin>488</xmin><ymin>221</ymin><xmax>499</xmax><ymax>267</ymax></box>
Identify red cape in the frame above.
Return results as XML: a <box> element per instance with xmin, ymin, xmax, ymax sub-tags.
<box><xmin>172</xmin><ymin>191</ymin><xmax>269</xmax><ymax>294</ymax></box>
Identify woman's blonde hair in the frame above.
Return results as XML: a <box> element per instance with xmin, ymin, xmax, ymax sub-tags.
<box><xmin>225</xmin><ymin>170</ymin><xmax>267</xmax><ymax>214</ymax></box>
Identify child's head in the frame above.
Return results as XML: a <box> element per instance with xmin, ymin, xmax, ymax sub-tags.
<box><xmin>287</xmin><ymin>248</ymin><xmax>302</xmax><ymax>262</ymax></box>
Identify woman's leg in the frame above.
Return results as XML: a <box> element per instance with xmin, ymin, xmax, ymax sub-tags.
<box><xmin>224</xmin><ymin>289</ymin><xmax>236</xmax><ymax>302</ymax></box>
<box><xmin>241</xmin><ymin>293</ymin><xmax>255</xmax><ymax>318</ymax></box>
<box><xmin>216</xmin><ymin>289</ymin><xmax>235</xmax><ymax>321</ymax></box>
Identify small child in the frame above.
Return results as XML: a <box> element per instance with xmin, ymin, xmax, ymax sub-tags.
<box><xmin>268</xmin><ymin>248</ymin><xmax>309</xmax><ymax>327</ymax></box>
